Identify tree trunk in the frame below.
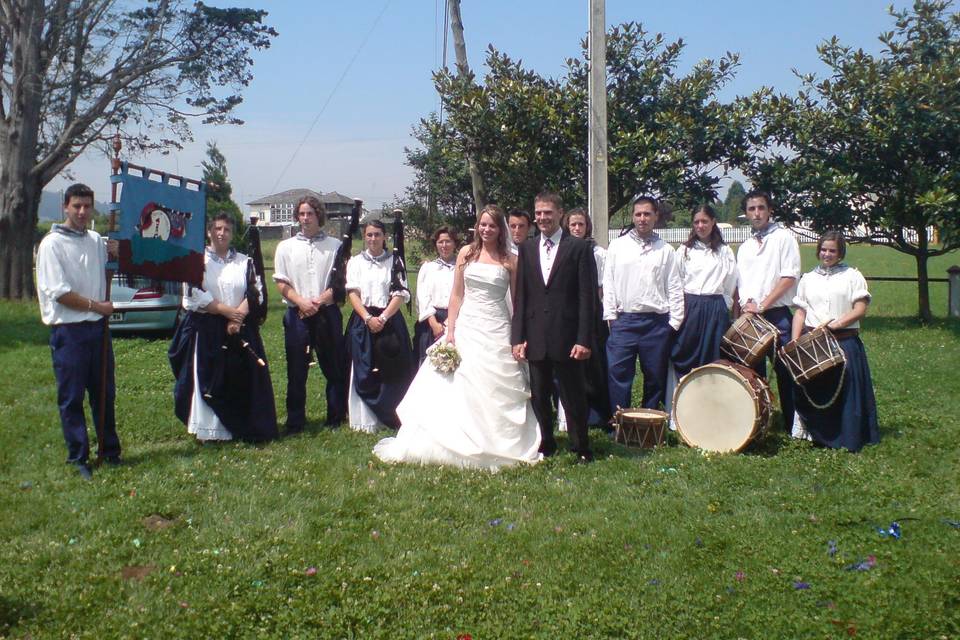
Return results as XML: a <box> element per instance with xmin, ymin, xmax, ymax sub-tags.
<box><xmin>915</xmin><ymin>226</ymin><xmax>932</xmax><ymax>324</ymax></box>
<box><xmin>0</xmin><ymin>2</ymin><xmax>45</xmax><ymax>300</ymax></box>
<box><xmin>0</xmin><ymin>180</ymin><xmax>43</xmax><ymax>299</ymax></box>
<box><xmin>447</xmin><ymin>0</ymin><xmax>486</xmax><ymax>212</ymax></box>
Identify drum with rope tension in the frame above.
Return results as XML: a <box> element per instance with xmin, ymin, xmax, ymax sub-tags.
<box><xmin>720</xmin><ymin>313</ymin><xmax>779</xmax><ymax>368</ymax></box>
<box><xmin>672</xmin><ymin>360</ymin><xmax>772</xmax><ymax>453</ymax></box>
<box><xmin>612</xmin><ymin>408</ymin><xmax>669</xmax><ymax>449</ymax></box>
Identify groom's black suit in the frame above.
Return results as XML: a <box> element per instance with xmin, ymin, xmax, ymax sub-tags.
<box><xmin>511</xmin><ymin>231</ymin><xmax>597</xmax><ymax>458</ymax></box>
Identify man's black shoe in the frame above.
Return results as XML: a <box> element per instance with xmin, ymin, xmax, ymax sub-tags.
<box><xmin>74</xmin><ymin>462</ymin><xmax>93</xmax><ymax>480</ymax></box>
<box><xmin>574</xmin><ymin>453</ymin><xmax>594</xmax><ymax>465</ymax></box>
<box><xmin>103</xmin><ymin>456</ymin><xmax>122</xmax><ymax>466</ymax></box>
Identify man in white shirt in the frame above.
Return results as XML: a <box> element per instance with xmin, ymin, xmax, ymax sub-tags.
<box><xmin>273</xmin><ymin>196</ymin><xmax>347</xmax><ymax>432</ymax></box>
<box><xmin>735</xmin><ymin>190</ymin><xmax>802</xmax><ymax>431</ymax></box>
<box><xmin>602</xmin><ymin>196</ymin><xmax>684</xmax><ymax>411</ymax></box>
<box><xmin>36</xmin><ymin>184</ymin><xmax>122</xmax><ymax>480</ymax></box>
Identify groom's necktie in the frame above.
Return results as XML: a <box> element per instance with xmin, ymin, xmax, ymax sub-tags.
<box><xmin>545</xmin><ymin>237</ymin><xmax>554</xmax><ymax>256</ymax></box>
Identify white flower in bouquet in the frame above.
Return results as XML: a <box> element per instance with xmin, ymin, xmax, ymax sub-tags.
<box><xmin>428</xmin><ymin>342</ymin><xmax>461</xmax><ymax>374</ymax></box>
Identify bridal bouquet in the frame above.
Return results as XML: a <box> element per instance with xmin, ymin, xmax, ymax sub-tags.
<box><xmin>428</xmin><ymin>342</ymin><xmax>461</xmax><ymax>374</ymax></box>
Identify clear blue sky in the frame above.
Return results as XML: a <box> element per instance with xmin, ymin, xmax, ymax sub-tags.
<box><xmin>51</xmin><ymin>0</ymin><xmax>913</xmax><ymax>211</ymax></box>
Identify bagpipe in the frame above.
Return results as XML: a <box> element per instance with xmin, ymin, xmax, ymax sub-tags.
<box><xmin>329</xmin><ymin>199</ymin><xmax>362</xmax><ymax>304</ymax></box>
<box><xmin>389</xmin><ymin>208</ymin><xmax>411</xmax><ymax>312</ymax></box>
<box><xmin>242</xmin><ymin>216</ymin><xmax>269</xmax><ymax>326</ymax></box>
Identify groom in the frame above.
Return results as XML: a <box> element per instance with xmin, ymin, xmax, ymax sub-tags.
<box><xmin>512</xmin><ymin>191</ymin><xmax>597</xmax><ymax>462</ymax></box>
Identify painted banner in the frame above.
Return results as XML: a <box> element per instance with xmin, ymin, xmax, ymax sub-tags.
<box><xmin>113</xmin><ymin>162</ymin><xmax>206</xmax><ymax>287</ymax></box>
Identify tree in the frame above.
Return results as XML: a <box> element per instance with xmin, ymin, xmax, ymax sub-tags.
<box><xmin>720</xmin><ymin>180</ymin><xmax>746</xmax><ymax>223</ymax></box>
<box><xmin>743</xmin><ymin>1</ymin><xmax>960</xmax><ymax>322</ymax></box>
<box><xmin>428</xmin><ymin>23</ymin><xmax>750</xmax><ymax>218</ymax></box>
<box><xmin>0</xmin><ymin>1</ymin><xmax>277</xmax><ymax>299</ymax></box>
<box><xmin>200</xmin><ymin>141</ymin><xmax>245</xmax><ymax>249</ymax></box>
<box><xmin>400</xmin><ymin>114</ymin><xmax>475</xmax><ymax>235</ymax></box>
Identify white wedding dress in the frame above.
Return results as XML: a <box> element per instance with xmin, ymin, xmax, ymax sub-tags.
<box><xmin>373</xmin><ymin>262</ymin><xmax>542</xmax><ymax>470</ymax></box>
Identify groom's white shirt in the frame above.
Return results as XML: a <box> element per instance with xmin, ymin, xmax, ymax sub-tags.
<box><xmin>539</xmin><ymin>227</ymin><xmax>563</xmax><ymax>284</ymax></box>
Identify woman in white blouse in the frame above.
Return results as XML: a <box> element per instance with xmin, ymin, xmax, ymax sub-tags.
<box><xmin>792</xmin><ymin>231</ymin><xmax>879</xmax><ymax>452</ymax></box>
<box><xmin>168</xmin><ymin>214</ymin><xmax>278</xmax><ymax>442</ymax></box>
<box><xmin>345</xmin><ymin>220</ymin><xmax>414</xmax><ymax>433</ymax></box>
<box><xmin>671</xmin><ymin>204</ymin><xmax>738</xmax><ymax>379</ymax></box>
<box><xmin>413</xmin><ymin>226</ymin><xmax>458</xmax><ymax>365</ymax></box>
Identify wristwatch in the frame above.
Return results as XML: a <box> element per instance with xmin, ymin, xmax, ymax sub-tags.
<box><xmin>757</xmin><ymin>303</ymin><xmax>765</xmax><ymax>313</ymax></box>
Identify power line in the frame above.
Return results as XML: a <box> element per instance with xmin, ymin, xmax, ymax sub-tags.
<box><xmin>269</xmin><ymin>0</ymin><xmax>393</xmax><ymax>194</ymax></box>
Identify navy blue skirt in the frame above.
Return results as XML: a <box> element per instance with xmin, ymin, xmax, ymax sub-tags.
<box><xmin>413</xmin><ymin>308</ymin><xmax>448</xmax><ymax>366</ymax></box>
<box><xmin>671</xmin><ymin>294</ymin><xmax>730</xmax><ymax>378</ymax></box>
<box><xmin>794</xmin><ymin>334</ymin><xmax>879</xmax><ymax>452</ymax></box>
<box><xmin>169</xmin><ymin>311</ymin><xmax>278</xmax><ymax>442</ymax></box>
<box><xmin>346</xmin><ymin>308</ymin><xmax>414</xmax><ymax>429</ymax></box>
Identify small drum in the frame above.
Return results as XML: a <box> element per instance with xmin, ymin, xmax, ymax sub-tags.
<box><xmin>672</xmin><ymin>360</ymin><xmax>772</xmax><ymax>453</ymax></box>
<box><xmin>721</xmin><ymin>313</ymin><xmax>779</xmax><ymax>368</ymax></box>
<box><xmin>613</xmin><ymin>408</ymin><xmax>669</xmax><ymax>449</ymax></box>
<box><xmin>779</xmin><ymin>325</ymin><xmax>846</xmax><ymax>385</ymax></box>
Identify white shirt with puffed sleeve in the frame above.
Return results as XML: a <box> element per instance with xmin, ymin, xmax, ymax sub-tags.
<box><xmin>36</xmin><ymin>226</ymin><xmax>108</xmax><ymax>325</ymax></box>
<box><xmin>736</xmin><ymin>224</ymin><xmax>801</xmax><ymax>309</ymax></box>
<box><xmin>346</xmin><ymin>251</ymin><xmax>411</xmax><ymax>308</ymax></box>
<box><xmin>676</xmin><ymin>241</ymin><xmax>738</xmax><ymax>309</ymax></box>
<box><xmin>592</xmin><ymin>244</ymin><xmax>606</xmax><ymax>287</ymax></box>
<box><xmin>272</xmin><ymin>232</ymin><xmax>341</xmax><ymax>307</ymax></box>
<box><xmin>183</xmin><ymin>249</ymin><xmax>257</xmax><ymax>312</ymax></box>
<box><xmin>794</xmin><ymin>265</ymin><xmax>871</xmax><ymax>330</ymax></box>
<box><xmin>602</xmin><ymin>232</ymin><xmax>685</xmax><ymax>330</ymax></box>
<box><xmin>415</xmin><ymin>259</ymin><xmax>455</xmax><ymax>321</ymax></box>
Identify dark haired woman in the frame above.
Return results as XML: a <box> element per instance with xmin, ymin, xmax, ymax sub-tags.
<box><xmin>791</xmin><ymin>231</ymin><xmax>879</xmax><ymax>452</ymax></box>
<box><xmin>558</xmin><ymin>208</ymin><xmax>611</xmax><ymax>429</ymax></box>
<box><xmin>670</xmin><ymin>205</ymin><xmax>738</xmax><ymax>381</ymax></box>
<box><xmin>169</xmin><ymin>214</ymin><xmax>278</xmax><ymax>442</ymax></box>
<box><xmin>413</xmin><ymin>227</ymin><xmax>458</xmax><ymax>365</ymax></box>
<box><xmin>345</xmin><ymin>220</ymin><xmax>413</xmax><ymax>433</ymax></box>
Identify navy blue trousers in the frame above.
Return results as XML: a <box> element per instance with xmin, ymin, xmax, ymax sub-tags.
<box><xmin>283</xmin><ymin>305</ymin><xmax>348</xmax><ymax>428</ymax></box>
<box><xmin>752</xmin><ymin>306</ymin><xmax>796</xmax><ymax>431</ymax></box>
<box><xmin>606</xmin><ymin>312</ymin><xmax>673</xmax><ymax>411</ymax></box>
<box><xmin>50</xmin><ymin>320</ymin><xmax>121</xmax><ymax>463</ymax></box>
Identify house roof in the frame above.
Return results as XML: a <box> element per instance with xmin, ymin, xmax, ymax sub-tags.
<box><xmin>246</xmin><ymin>188</ymin><xmax>357</xmax><ymax>207</ymax></box>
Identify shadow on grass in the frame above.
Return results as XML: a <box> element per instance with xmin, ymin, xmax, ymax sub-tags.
<box><xmin>0</xmin><ymin>314</ymin><xmax>49</xmax><ymax>352</ymax></box>
<box><xmin>0</xmin><ymin>595</ymin><xmax>40</xmax><ymax>636</ymax></box>
<box><xmin>866</xmin><ymin>315</ymin><xmax>960</xmax><ymax>336</ymax></box>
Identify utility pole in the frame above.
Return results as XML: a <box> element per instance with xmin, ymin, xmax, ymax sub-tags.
<box><xmin>448</xmin><ymin>0</ymin><xmax>487</xmax><ymax>212</ymax></box>
<box><xmin>588</xmin><ymin>0</ymin><xmax>609</xmax><ymax>247</ymax></box>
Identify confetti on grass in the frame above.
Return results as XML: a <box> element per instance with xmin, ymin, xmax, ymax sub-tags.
<box><xmin>844</xmin><ymin>556</ymin><xmax>877</xmax><ymax>572</ymax></box>
<box><xmin>877</xmin><ymin>522</ymin><xmax>901</xmax><ymax>539</ymax></box>
<box><xmin>827</xmin><ymin>540</ymin><xmax>838</xmax><ymax>557</ymax></box>
<box><xmin>793</xmin><ymin>581</ymin><xmax>811</xmax><ymax>590</ymax></box>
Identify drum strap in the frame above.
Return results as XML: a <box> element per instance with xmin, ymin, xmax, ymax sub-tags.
<box><xmin>796</xmin><ymin>361</ymin><xmax>846</xmax><ymax>410</ymax></box>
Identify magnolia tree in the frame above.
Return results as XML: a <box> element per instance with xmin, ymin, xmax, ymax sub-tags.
<box><xmin>417</xmin><ymin>22</ymin><xmax>750</xmax><ymax>220</ymax></box>
<box><xmin>743</xmin><ymin>0</ymin><xmax>960</xmax><ymax>322</ymax></box>
<box><xmin>0</xmin><ymin>0</ymin><xmax>276</xmax><ymax>299</ymax></box>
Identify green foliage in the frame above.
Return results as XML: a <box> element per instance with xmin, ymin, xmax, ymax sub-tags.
<box><xmin>418</xmin><ymin>22</ymin><xmax>750</xmax><ymax>224</ymax></box>
<box><xmin>0</xmin><ymin>246</ymin><xmax>958</xmax><ymax>637</ymax></box>
<box><xmin>742</xmin><ymin>0</ymin><xmax>960</xmax><ymax>321</ymax></box>
<box><xmin>201</xmin><ymin>141</ymin><xmax>247</xmax><ymax>252</ymax></box>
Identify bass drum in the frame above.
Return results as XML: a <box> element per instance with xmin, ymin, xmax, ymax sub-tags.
<box><xmin>672</xmin><ymin>360</ymin><xmax>772</xmax><ymax>453</ymax></box>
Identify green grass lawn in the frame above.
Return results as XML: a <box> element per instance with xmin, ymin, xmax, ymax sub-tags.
<box><xmin>1</xmin><ymin>245</ymin><xmax>958</xmax><ymax>638</ymax></box>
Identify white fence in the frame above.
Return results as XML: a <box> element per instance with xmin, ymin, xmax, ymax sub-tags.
<box><xmin>608</xmin><ymin>225</ymin><xmax>937</xmax><ymax>246</ymax></box>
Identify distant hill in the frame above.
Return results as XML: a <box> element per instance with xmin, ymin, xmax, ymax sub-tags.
<box><xmin>38</xmin><ymin>190</ymin><xmax>111</xmax><ymax>221</ymax></box>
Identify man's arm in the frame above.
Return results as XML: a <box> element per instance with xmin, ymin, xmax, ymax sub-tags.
<box><xmin>571</xmin><ymin>242</ymin><xmax>595</xmax><ymax>360</ymax></box>
<box><xmin>56</xmin><ymin>291</ymin><xmax>113</xmax><ymax>317</ymax></box>
<box><xmin>510</xmin><ymin>243</ymin><xmax>528</xmax><ymax>347</ymax></box>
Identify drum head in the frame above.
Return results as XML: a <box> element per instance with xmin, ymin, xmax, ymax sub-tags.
<box><xmin>673</xmin><ymin>364</ymin><xmax>759</xmax><ymax>453</ymax></box>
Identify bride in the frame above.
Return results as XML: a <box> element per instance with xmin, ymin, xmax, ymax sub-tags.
<box><xmin>373</xmin><ymin>205</ymin><xmax>542</xmax><ymax>470</ymax></box>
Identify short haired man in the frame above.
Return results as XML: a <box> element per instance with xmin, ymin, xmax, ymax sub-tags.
<box><xmin>36</xmin><ymin>183</ymin><xmax>122</xmax><ymax>479</ymax></box>
<box><xmin>507</xmin><ymin>209</ymin><xmax>532</xmax><ymax>256</ymax></box>
<box><xmin>602</xmin><ymin>196</ymin><xmax>684</xmax><ymax>411</ymax></box>
<box><xmin>273</xmin><ymin>196</ymin><xmax>347</xmax><ymax>432</ymax></box>
<box><xmin>512</xmin><ymin>192</ymin><xmax>597</xmax><ymax>462</ymax></box>
<box><xmin>735</xmin><ymin>190</ymin><xmax>801</xmax><ymax>431</ymax></box>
